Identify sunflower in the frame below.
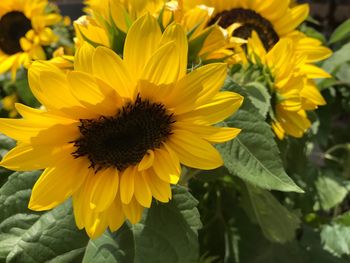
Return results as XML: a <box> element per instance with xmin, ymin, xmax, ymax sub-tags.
<box><xmin>76</xmin><ymin>0</ymin><xmax>244</xmax><ymax>64</ymax></box>
<box><xmin>173</xmin><ymin>0</ymin><xmax>245</xmax><ymax>64</ymax></box>
<box><xmin>184</xmin><ymin>0</ymin><xmax>332</xmax><ymax>64</ymax></box>
<box><xmin>82</xmin><ymin>0</ymin><xmax>166</xmax><ymax>34</ymax></box>
<box><xmin>0</xmin><ymin>15</ymin><xmax>243</xmax><ymax>238</ymax></box>
<box><xmin>0</xmin><ymin>0</ymin><xmax>61</xmax><ymax>79</ymax></box>
<box><xmin>247</xmin><ymin>32</ymin><xmax>326</xmax><ymax>139</ymax></box>
<box><xmin>184</xmin><ymin>0</ymin><xmax>307</xmax><ymax>50</ymax></box>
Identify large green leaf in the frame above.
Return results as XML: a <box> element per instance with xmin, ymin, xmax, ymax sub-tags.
<box><xmin>241</xmin><ymin>183</ymin><xmax>300</xmax><ymax>243</ymax></box>
<box><xmin>0</xmin><ymin>171</ymin><xmax>89</xmax><ymax>263</ymax></box>
<box><xmin>83</xmin><ymin>185</ymin><xmax>201</xmax><ymax>263</ymax></box>
<box><xmin>219</xmin><ymin>80</ymin><xmax>303</xmax><ymax>193</ymax></box>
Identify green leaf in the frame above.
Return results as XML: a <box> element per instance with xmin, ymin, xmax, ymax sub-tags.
<box><xmin>83</xmin><ymin>185</ymin><xmax>201</xmax><ymax>263</ymax></box>
<box><xmin>335</xmin><ymin>212</ymin><xmax>350</xmax><ymax>226</ymax></box>
<box><xmin>321</xmin><ymin>223</ymin><xmax>350</xmax><ymax>257</ymax></box>
<box><xmin>0</xmin><ymin>133</ymin><xmax>15</xmax><ymax>154</ymax></box>
<box><xmin>0</xmin><ymin>171</ymin><xmax>89</xmax><ymax>262</ymax></box>
<box><xmin>14</xmin><ymin>77</ymin><xmax>40</xmax><ymax>108</ymax></box>
<box><xmin>300</xmin><ymin>24</ymin><xmax>327</xmax><ymax>44</ymax></box>
<box><xmin>322</xmin><ymin>42</ymin><xmax>350</xmax><ymax>78</ymax></box>
<box><xmin>329</xmin><ymin>19</ymin><xmax>350</xmax><ymax>44</ymax></box>
<box><xmin>241</xmin><ymin>183</ymin><xmax>300</xmax><ymax>243</ymax></box>
<box><xmin>0</xmin><ymin>133</ymin><xmax>15</xmax><ymax>185</ymax></box>
<box><xmin>315</xmin><ymin>172</ymin><xmax>348</xmax><ymax>211</ymax></box>
<box><xmin>188</xmin><ymin>26</ymin><xmax>214</xmax><ymax>65</ymax></box>
<box><xmin>219</xmin><ymin>80</ymin><xmax>303</xmax><ymax>193</ymax></box>
<box><xmin>244</xmin><ymin>82</ymin><xmax>271</xmax><ymax>118</ymax></box>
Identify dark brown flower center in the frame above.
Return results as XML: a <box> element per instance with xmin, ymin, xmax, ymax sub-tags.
<box><xmin>72</xmin><ymin>96</ymin><xmax>175</xmax><ymax>172</ymax></box>
<box><xmin>209</xmin><ymin>8</ymin><xmax>279</xmax><ymax>51</ymax></box>
<box><xmin>0</xmin><ymin>11</ymin><xmax>32</xmax><ymax>55</ymax></box>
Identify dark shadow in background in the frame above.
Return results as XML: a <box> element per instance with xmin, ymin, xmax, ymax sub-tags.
<box><xmin>56</xmin><ymin>0</ymin><xmax>350</xmax><ymax>35</ymax></box>
<box><xmin>56</xmin><ymin>2</ymin><xmax>84</xmax><ymax>21</ymax></box>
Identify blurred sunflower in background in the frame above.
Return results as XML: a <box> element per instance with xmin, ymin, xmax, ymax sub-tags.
<box><xmin>0</xmin><ymin>0</ymin><xmax>62</xmax><ymax>80</ymax></box>
<box><xmin>185</xmin><ymin>0</ymin><xmax>332</xmax><ymax>61</ymax></box>
<box><xmin>76</xmin><ymin>0</ymin><xmax>244</xmax><ymax>65</ymax></box>
<box><xmin>0</xmin><ymin>15</ymin><xmax>243</xmax><ymax>238</ymax></box>
<box><xmin>186</xmin><ymin>0</ymin><xmax>309</xmax><ymax>50</ymax></box>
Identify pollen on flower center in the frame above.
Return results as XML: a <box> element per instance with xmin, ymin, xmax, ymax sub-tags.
<box><xmin>0</xmin><ymin>11</ymin><xmax>32</xmax><ymax>55</ymax></box>
<box><xmin>209</xmin><ymin>8</ymin><xmax>279</xmax><ymax>51</ymax></box>
<box><xmin>72</xmin><ymin>95</ymin><xmax>175</xmax><ymax>172</ymax></box>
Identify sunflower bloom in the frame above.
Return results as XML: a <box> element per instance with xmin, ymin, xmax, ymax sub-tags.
<box><xmin>247</xmin><ymin>32</ymin><xmax>325</xmax><ymax>139</ymax></box>
<box><xmin>0</xmin><ymin>0</ymin><xmax>61</xmax><ymax>79</ymax></box>
<box><xmin>184</xmin><ymin>0</ymin><xmax>331</xmax><ymax>63</ymax></box>
<box><xmin>174</xmin><ymin>0</ymin><xmax>245</xmax><ymax>64</ymax></box>
<box><xmin>77</xmin><ymin>0</ymin><xmax>243</xmax><ymax>64</ymax></box>
<box><xmin>0</xmin><ymin>15</ymin><xmax>243</xmax><ymax>238</ymax></box>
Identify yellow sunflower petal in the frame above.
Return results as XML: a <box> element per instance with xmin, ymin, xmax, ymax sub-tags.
<box><xmin>0</xmin><ymin>115</ymin><xmax>78</xmax><ymax>145</ymax></box>
<box><xmin>143</xmin><ymin>169</ymin><xmax>172</xmax><ymax>203</ymax></box>
<box><xmin>15</xmin><ymin>103</ymin><xmax>75</xmax><ymax>123</ymax></box>
<box><xmin>162</xmin><ymin>143</ymin><xmax>181</xmax><ymax>184</ymax></box>
<box><xmin>0</xmin><ymin>143</ymin><xmax>73</xmax><ymax>171</ymax></box>
<box><xmin>124</xmin><ymin>14</ymin><xmax>162</xmax><ymax>80</ymax></box>
<box><xmin>120</xmin><ymin>166</ymin><xmax>136</xmax><ymax>204</ymax></box>
<box><xmin>271</xmin><ymin>121</ymin><xmax>285</xmax><ymax>140</ymax></box>
<box><xmin>301</xmin><ymin>81</ymin><xmax>326</xmax><ymax>109</ymax></box>
<box><xmin>141</xmin><ymin>41</ymin><xmax>180</xmax><ymax>85</ymax></box>
<box><xmin>276</xmin><ymin>108</ymin><xmax>311</xmax><ymax>138</ymax></box>
<box><xmin>90</xmin><ymin>168</ymin><xmax>119</xmax><ymax>212</ymax></box>
<box><xmin>67</xmin><ymin>71</ymin><xmax>120</xmax><ymax>116</ymax></box>
<box><xmin>29</xmin><ymin>157</ymin><xmax>90</xmax><ymax>211</ymax></box>
<box><xmin>0</xmin><ymin>118</ymin><xmax>51</xmax><ymax>142</ymax></box>
<box><xmin>107</xmin><ymin>197</ymin><xmax>125</xmax><ymax>232</ymax></box>
<box><xmin>38</xmin><ymin>71</ymin><xmax>95</xmax><ymax>119</ymax></box>
<box><xmin>122</xmin><ymin>196</ymin><xmax>144</xmax><ymax>224</ymax></box>
<box><xmin>0</xmin><ymin>55</ymin><xmax>18</xmax><ymax>74</ymax></box>
<box><xmin>74</xmin><ymin>42</ymin><xmax>95</xmax><ymax>73</ymax></box>
<box><xmin>275</xmin><ymin>4</ymin><xmax>309</xmax><ymax>35</ymax></box>
<box><xmin>134</xmin><ymin>172</ymin><xmax>152</xmax><ymax>208</ymax></box>
<box><xmin>160</xmin><ymin>23</ymin><xmax>188</xmax><ymax>79</ymax></box>
<box><xmin>72</xmin><ymin>171</ymin><xmax>95</xmax><ymax>229</ymax></box>
<box><xmin>175</xmin><ymin>122</ymin><xmax>241</xmax><ymax>143</ymax></box>
<box><xmin>299</xmin><ymin>64</ymin><xmax>332</xmax><ymax>79</ymax></box>
<box><xmin>177</xmin><ymin>91</ymin><xmax>244</xmax><ymax>125</ymax></box>
<box><xmin>138</xmin><ymin>150</ymin><xmax>154</xmax><ymax>171</ymax></box>
<box><xmin>167</xmin><ymin>129</ymin><xmax>223</xmax><ymax>170</ymax></box>
<box><xmin>153</xmin><ymin>147</ymin><xmax>181</xmax><ymax>184</ymax></box>
<box><xmin>93</xmin><ymin>46</ymin><xmax>135</xmax><ymax>98</ymax></box>
<box><xmin>86</xmin><ymin>211</ymin><xmax>109</xmax><ymax>239</ymax></box>
<box><xmin>167</xmin><ymin>63</ymin><xmax>227</xmax><ymax>114</ymax></box>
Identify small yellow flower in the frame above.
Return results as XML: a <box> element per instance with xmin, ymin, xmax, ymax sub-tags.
<box><xmin>2</xmin><ymin>93</ymin><xmax>18</xmax><ymax>117</ymax></box>
<box><xmin>0</xmin><ymin>0</ymin><xmax>62</xmax><ymax>79</ymax></box>
<box><xmin>0</xmin><ymin>15</ymin><xmax>243</xmax><ymax>238</ymax></box>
